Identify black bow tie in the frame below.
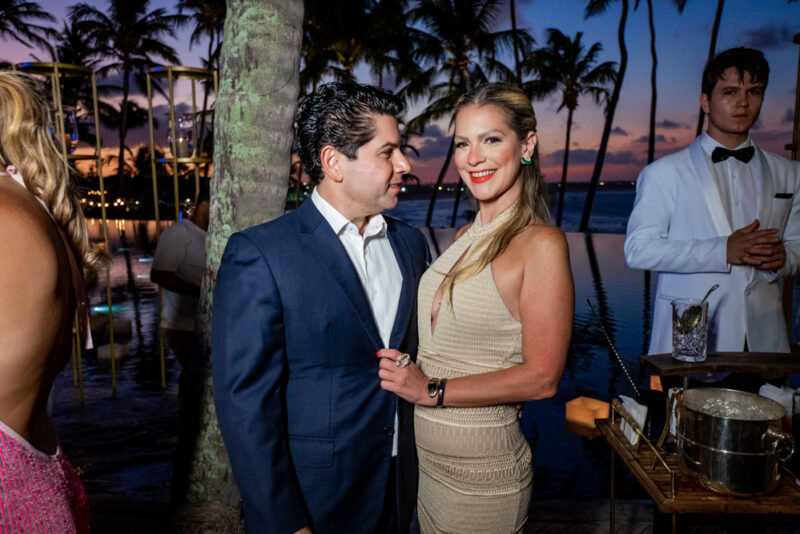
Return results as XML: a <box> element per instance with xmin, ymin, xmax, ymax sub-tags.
<box><xmin>711</xmin><ymin>146</ymin><xmax>754</xmax><ymax>164</ymax></box>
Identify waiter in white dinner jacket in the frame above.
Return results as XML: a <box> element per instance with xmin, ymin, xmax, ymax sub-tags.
<box><xmin>625</xmin><ymin>47</ymin><xmax>800</xmax><ymax>357</ymax></box>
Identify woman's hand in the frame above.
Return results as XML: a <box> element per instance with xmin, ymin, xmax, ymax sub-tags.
<box><xmin>376</xmin><ymin>349</ymin><xmax>435</xmax><ymax>406</ymax></box>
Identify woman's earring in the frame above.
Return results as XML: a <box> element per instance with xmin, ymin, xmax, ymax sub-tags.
<box><xmin>521</xmin><ymin>157</ymin><xmax>532</xmax><ymax>165</ymax></box>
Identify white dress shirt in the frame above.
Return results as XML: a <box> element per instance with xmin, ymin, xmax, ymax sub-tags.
<box><xmin>311</xmin><ymin>188</ymin><xmax>403</xmax><ymax>455</ymax></box>
<box><xmin>700</xmin><ymin>133</ymin><xmax>761</xmax><ymax>232</ymax></box>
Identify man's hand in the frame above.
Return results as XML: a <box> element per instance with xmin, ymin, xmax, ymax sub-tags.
<box><xmin>293</xmin><ymin>528</ymin><xmax>312</xmax><ymax>534</ymax></box>
<box><xmin>751</xmin><ymin>240</ymin><xmax>786</xmax><ymax>271</ymax></box>
<box><xmin>726</xmin><ymin>219</ymin><xmax>780</xmax><ymax>266</ymax></box>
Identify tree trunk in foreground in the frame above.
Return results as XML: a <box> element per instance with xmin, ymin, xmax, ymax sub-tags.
<box><xmin>556</xmin><ymin>107</ymin><xmax>574</xmax><ymax>227</ymax></box>
<box><xmin>646</xmin><ymin>0</ymin><xmax>657</xmax><ymax>164</ymax></box>
<box><xmin>579</xmin><ymin>0</ymin><xmax>628</xmax><ymax>232</ymax></box>
<box><xmin>173</xmin><ymin>0</ymin><xmax>303</xmax><ymax>528</ymax></box>
<box><xmin>695</xmin><ymin>0</ymin><xmax>725</xmax><ymax>137</ymax></box>
<box><xmin>425</xmin><ymin>136</ymin><xmax>455</xmax><ymax>227</ymax></box>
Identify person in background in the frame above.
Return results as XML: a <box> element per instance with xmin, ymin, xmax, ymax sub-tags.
<box><xmin>379</xmin><ymin>83</ymin><xmax>574</xmax><ymax>534</ymax></box>
<box><xmin>212</xmin><ymin>82</ymin><xmax>430</xmax><ymax>534</ymax></box>
<box><xmin>150</xmin><ymin>186</ymin><xmax>209</xmax><ymax>503</ymax></box>
<box><xmin>0</xmin><ymin>71</ymin><xmax>99</xmax><ymax>533</ymax></box>
<box><xmin>625</xmin><ymin>47</ymin><xmax>800</xmax><ymax>389</ymax></box>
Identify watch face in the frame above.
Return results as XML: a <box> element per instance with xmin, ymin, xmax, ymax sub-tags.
<box><xmin>427</xmin><ymin>379</ymin><xmax>438</xmax><ymax>398</ymax></box>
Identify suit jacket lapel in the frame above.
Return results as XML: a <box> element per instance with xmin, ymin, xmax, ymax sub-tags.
<box><xmin>387</xmin><ymin>221</ymin><xmax>415</xmax><ymax>349</ymax></box>
<box><xmin>298</xmin><ymin>201</ymin><xmax>384</xmax><ymax>349</ymax></box>
<box><xmin>689</xmin><ymin>138</ymin><xmax>732</xmax><ymax>236</ymax></box>
<box><xmin>745</xmin><ymin>145</ymin><xmax>775</xmax><ymax>287</ymax></box>
<box><xmin>753</xmin><ymin>144</ymin><xmax>775</xmax><ymax>228</ymax></box>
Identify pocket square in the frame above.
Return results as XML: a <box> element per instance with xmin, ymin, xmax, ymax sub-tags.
<box><xmin>775</xmin><ymin>193</ymin><xmax>793</xmax><ymax>199</ymax></box>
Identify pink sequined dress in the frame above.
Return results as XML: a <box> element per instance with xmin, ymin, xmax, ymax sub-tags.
<box><xmin>0</xmin><ymin>420</ymin><xmax>90</xmax><ymax>533</ymax></box>
<box><xmin>0</xmin><ymin>166</ymin><xmax>91</xmax><ymax>533</ymax></box>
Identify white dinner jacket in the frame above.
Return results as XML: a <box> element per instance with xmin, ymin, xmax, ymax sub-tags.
<box><xmin>625</xmin><ymin>137</ymin><xmax>800</xmax><ymax>354</ymax></box>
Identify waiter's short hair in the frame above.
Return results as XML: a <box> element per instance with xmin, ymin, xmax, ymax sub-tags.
<box><xmin>702</xmin><ymin>47</ymin><xmax>769</xmax><ymax>97</ymax></box>
<box><xmin>296</xmin><ymin>82</ymin><xmax>404</xmax><ymax>184</ymax></box>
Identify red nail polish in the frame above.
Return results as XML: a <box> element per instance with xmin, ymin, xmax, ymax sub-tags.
<box><xmin>375</xmin><ymin>351</ymin><xmax>380</xmax><ymax>356</ymax></box>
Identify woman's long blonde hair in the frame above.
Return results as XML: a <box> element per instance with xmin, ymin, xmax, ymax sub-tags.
<box><xmin>0</xmin><ymin>72</ymin><xmax>102</xmax><ymax>270</ymax></box>
<box><xmin>442</xmin><ymin>83</ymin><xmax>549</xmax><ymax>303</ymax></box>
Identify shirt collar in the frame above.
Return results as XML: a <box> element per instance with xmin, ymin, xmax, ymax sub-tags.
<box><xmin>311</xmin><ymin>188</ymin><xmax>387</xmax><ymax>238</ymax></box>
<box><xmin>700</xmin><ymin>132</ymin><xmax>753</xmax><ymax>157</ymax></box>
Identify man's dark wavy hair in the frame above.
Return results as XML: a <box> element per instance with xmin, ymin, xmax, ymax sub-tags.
<box><xmin>701</xmin><ymin>47</ymin><xmax>769</xmax><ymax>97</ymax></box>
<box><xmin>296</xmin><ymin>82</ymin><xmax>404</xmax><ymax>184</ymax></box>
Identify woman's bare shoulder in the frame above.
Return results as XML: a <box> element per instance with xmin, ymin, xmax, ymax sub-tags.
<box><xmin>514</xmin><ymin>222</ymin><xmax>569</xmax><ymax>257</ymax></box>
<box><xmin>0</xmin><ymin>187</ymin><xmax>59</xmax><ymax>292</ymax></box>
<box><xmin>0</xmin><ymin>186</ymin><xmax>55</xmax><ymax>254</ymax></box>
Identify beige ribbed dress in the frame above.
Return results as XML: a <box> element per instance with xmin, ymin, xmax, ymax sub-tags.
<box><xmin>415</xmin><ymin>208</ymin><xmax>532</xmax><ymax>534</ymax></box>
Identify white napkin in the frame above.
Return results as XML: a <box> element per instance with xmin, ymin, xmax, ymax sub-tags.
<box><xmin>619</xmin><ymin>395</ymin><xmax>647</xmax><ymax>445</ymax></box>
<box><xmin>758</xmin><ymin>383</ymin><xmax>794</xmax><ymax>417</ymax></box>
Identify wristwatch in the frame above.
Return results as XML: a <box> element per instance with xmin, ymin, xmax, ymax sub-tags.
<box><xmin>427</xmin><ymin>378</ymin><xmax>440</xmax><ymax>399</ymax></box>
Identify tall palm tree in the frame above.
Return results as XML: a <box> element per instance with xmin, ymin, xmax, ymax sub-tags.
<box><xmin>35</xmin><ymin>20</ymin><xmax>104</xmax><ymax>146</ymax></box>
<box><xmin>684</xmin><ymin>0</ymin><xmax>724</xmax><ymax>137</ymax></box>
<box><xmin>0</xmin><ymin>0</ymin><xmax>53</xmax><ymax>51</ymax></box>
<box><xmin>402</xmin><ymin>0</ymin><xmax>533</xmax><ymax>226</ymax></box>
<box><xmin>578</xmin><ymin>0</ymin><xmax>629</xmax><ymax>232</ymax></box>
<box><xmin>525</xmin><ymin>29</ymin><xmax>615</xmax><ymax>227</ymax></box>
<box><xmin>636</xmin><ymin>0</ymin><xmax>658</xmax><ymax>163</ymax></box>
<box><xmin>299</xmin><ymin>0</ymin><xmax>420</xmax><ymax>94</ymax></box>
<box><xmin>70</xmin><ymin>0</ymin><xmax>180</xmax><ymax>195</ymax></box>
<box><xmin>363</xmin><ymin>0</ymin><xmax>422</xmax><ymax>89</ymax></box>
<box><xmin>182</xmin><ymin>0</ymin><xmax>304</xmax><ymax>526</ymax></box>
<box><xmin>509</xmin><ymin>0</ymin><xmax>521</xmax><ymax>84</ymax></box>
<box><xmin>178</xmin><ymin>0</ymin><xmax>225</xmax><ymax>70</ymax></box>
<box><xmin>177</xmin><ymin>0</ymin><xmax>226</xmax><ymax>168</ymax></box>
<box><xmin>299</xmin><ymin>0</ymin><xmax>373</xmax><ymax>92</ymax></box>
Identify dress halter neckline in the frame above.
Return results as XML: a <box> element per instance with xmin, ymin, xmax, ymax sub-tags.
<box><xmin>467</xmin><ymin>200</ymin><xmax>517</xmax><ymax>240</ymax></box>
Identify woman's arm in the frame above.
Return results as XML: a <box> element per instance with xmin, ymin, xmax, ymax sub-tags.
<box><xmin>378</xmin><ymin>226</ymin><xmax>574</xmax><ymax>407</ymax></box>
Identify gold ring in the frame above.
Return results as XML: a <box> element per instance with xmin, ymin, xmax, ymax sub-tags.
<box><xmin>395</xmin><ymin>353</ymin><xmax>411</xmax><ymax>368</ymax></box>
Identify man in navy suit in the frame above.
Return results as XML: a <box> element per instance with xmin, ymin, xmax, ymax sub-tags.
<box><xmin>212</xmin><ymin>82</ymin><xmax>430</xmax><ymax>534</ymax></box>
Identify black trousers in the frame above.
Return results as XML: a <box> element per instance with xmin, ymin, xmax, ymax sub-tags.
<box><xmin>375</xmin><ymin>457</ymin><xmax>398</xmax><ymax>534</ymax></box>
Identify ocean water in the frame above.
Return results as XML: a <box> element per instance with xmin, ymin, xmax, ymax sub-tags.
<box><xmin>386</xmin><ymin>187</ymin><xmax>634</xmax><ymax>234</ymax></box>
<box><xmin>53</xmin><ymin>188</ymin><xmax>800</xmax><ymax>518</ymax></box>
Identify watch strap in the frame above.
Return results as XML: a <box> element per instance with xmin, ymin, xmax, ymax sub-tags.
<box><xmin>436</xmin><ymin>378</ymin><xmax>447</xmax><ymax>407</ymax></box>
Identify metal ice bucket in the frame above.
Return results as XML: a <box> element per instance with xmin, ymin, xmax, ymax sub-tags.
<box><xmin>676</xmin><ymin>388</ymin><xmax>794</xmax><ymax>496</ymax></box>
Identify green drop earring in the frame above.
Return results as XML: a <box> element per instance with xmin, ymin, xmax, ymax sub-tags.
<box><xmin>521</xmin><ymin>156</ymin><xmax>532</xmax><ymax>165</ymax></box>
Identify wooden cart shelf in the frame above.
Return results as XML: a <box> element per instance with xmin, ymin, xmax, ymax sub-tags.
<box><xmin>640</xmin><ymin>352</ymin><xmax>800</xmax><ymax>377</ymax></box>
<box><xmin>597</xmin><ymin>418</ymin><xmax>800</xmax><ymax>515</ymax></box>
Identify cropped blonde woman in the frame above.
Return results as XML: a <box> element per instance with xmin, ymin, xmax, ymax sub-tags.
<box><xmin>378</xmin><ymin>83</ymin><xmax>574</xmax><ymax>533</ymax></box>
<box><xmin>0</xmin><ymin>72</ymin><xmax>100</xmax><ymax>533</ymax></box>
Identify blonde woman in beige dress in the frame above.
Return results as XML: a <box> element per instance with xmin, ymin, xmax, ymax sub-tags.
<box><xmin>377</xmin><ymin>83</ymin><xmax>574</xmax><ymax>534</ymax></box>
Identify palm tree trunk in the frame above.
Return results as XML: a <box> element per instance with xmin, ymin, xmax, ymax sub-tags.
<box><xmin>510</xmin><ymin>0</ymin><xmax>521</xmax><ymax>84</ymax></box>
<box><xmin>695</xmin><ymin>0</ymin><xmax>725</xmax><ymax>137</ymax></box>
<box><xmin>117</xmin><ymin>66</ymin><xmax>130</xmax><ymax>198</ymax></box>
<box><xmin>579</xmin><ymin>0</ymin><xmax>628</xmax><ymax>232</ymax></box>
<box><xmin>450</xmin><ymin>177</ymin><xmax>463</xmax><ymax>227</ymax></box>
<box><xmin>646</xmin><ymin>0</ymin><xmax>657</xmax><ymax>164</ymax></box>
<box><xmin>176</xmin><ymin>0</ymin><xmax>304</xmax><ymax>527</ymax></box>
<box><xmin>556</xmin><ymin>107</ymin><xmax>574</xmax><ymax>226</ymax></box>
<box><xmin>203</xmin><ymin>31</ymin><xmax>222</xmax><ymax>181</ymax></box>
<box><xmin>197</xmin><ymin>38</ymin><xmax>214</xmax><ymax>162</ymax></box>
<box><xmin>425</xmin><ymin>136</ymin><xmax>455</xmax><ymax>227</ymax></box>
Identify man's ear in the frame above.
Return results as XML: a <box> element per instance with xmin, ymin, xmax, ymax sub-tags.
<box><xmin>700</xmin><ymin>93</ymin><xmax>710</xmax><ymax>115</ymax></box>
<box><xmin>320</xmin><ymin>145</ymin><xmax>344</xmax><ymax>183</ymax></box>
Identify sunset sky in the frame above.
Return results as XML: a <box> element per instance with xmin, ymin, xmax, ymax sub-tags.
<box><xmin>3</xmin><ymin>0</ymin><xmax>799</xmax><ymax>183</ymax></box>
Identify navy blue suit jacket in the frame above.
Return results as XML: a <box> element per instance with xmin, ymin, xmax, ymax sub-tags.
<box><xmin>212</xmin><ymin>199</ymin><xmax>430</xmax><ymax>534</ymax></box>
